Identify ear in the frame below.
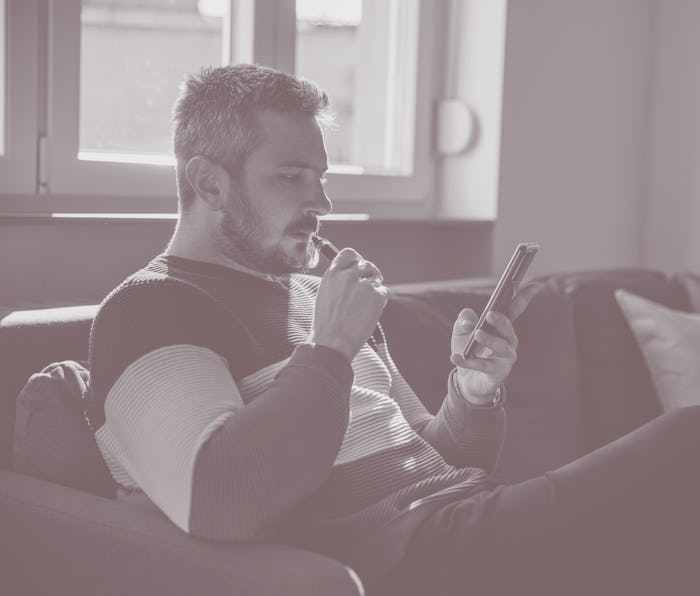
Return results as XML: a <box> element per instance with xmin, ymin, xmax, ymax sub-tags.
<box><xmin>184</xmin><ymin>156</ymin><xmax>230</xmax><ymax>210</ymax></box>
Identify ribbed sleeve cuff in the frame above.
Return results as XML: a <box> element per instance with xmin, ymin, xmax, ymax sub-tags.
<box><xmin>287</xmin><ymin>343</ymin><xmax>355</xmax><ymax>396</ymax></box>
<box><xmin>438</xmin><ymin>369</ymin><xmax>506</xmax><ymax>469</ymax></box>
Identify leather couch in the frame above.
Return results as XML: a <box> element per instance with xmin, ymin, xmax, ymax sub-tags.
<box><xmin>1</xmin><ymin>268</ymin><xmax>697</xmax><ymax>595</ymax></box>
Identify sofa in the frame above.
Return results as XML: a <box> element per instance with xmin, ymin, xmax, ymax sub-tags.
<box><xmin>1</xmin><ymin>267</ymin><xmax>699</xmax><ymax>596</ymax></box>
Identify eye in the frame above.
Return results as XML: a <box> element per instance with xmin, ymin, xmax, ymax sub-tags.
<box><xmin>280</xmin><ymin>172</ymin><xmax>300</xmax><ymax>183</ymax></box>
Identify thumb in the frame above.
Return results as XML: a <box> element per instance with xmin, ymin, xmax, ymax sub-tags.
<box><xmin>329</xmin><ymin>247</ymin><xmax>362</xmax><ymax>271</ymax></box>
<box><xmin>452</xmin><ymin>308</ymin><xmax>478</xmax><ymax>337</ymax></box>
<box><xmin>451</xmin><ymin>308</ymin><xmax>478</xmax><ymax>356</ymax></box>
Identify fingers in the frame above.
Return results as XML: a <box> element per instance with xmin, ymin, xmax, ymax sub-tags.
<box><xmin>313</xmin><ymin>249</ymin><xmax>388</xmax><ymax>360</ymax></box>
<box><xmin>358</xmin><ymin>260</ymin><xmax>383</xmax><ymax>285</ymax></box>
<box><xmin>473</xmin><ymin>322</ymin><xmax>516</xmax><ymax>360</ymax></box>
<box><xmin>450</xmin><ymin>351</ymin><xmax>507</xmax><ymax>375</ymax></box>
<box><xmin>451</xmin><ymin>325</ymin><xmax>515</xmax><ymax>366</ymax></box>
<box><xmin>448</xmin><ymin>282</ymin><xmax>538</xmax><ymax>396</ymax></box>
<box><xmin>452</xmin><ymin>308</ymin><xmax>516</xmax><ymax>347</ymax></box>
<box><xmin>329</xmin><ymin>247</ymin><xmax>363</xmax><ymax>270</ymax></box>
<box><xmin>330</xmin><ymin>248</ymin><xmax>385</xmax><ymax>287</ymax></box>
<box><xmin>463</xmin><ymin>280</ymin><xmax>536</xmax><ymax>352</ymax></box>
<box><xmin>56</xmin><ymin>361</ymin><xmax>89</xmax><ymax>395</ymax></box>
<box><xmin>452</xmin><ymin>308</ymin><xmax>478</xmax><ymax>338</ymax></box>
<box><xmin>450</xmin><ymin>309</ymin><xmax>517</xmax><ymax>380</ymax></box>
<box><xmin>484</xmin><ymin>311</ymin><xmax>518</xmax><ymax>350</ymax></box>
<box><xmin>509</xmin><ymin>281</ymin><xmax>540</xmax><ymax>320</ymax></box>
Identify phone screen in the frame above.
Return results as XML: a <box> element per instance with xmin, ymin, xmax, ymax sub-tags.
<box><xmin>462</xmin><ymin>242</ymin><xmax>539</xmax><ymax>359</ymax></box>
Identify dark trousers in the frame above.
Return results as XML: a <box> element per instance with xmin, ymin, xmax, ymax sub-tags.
<box><xmin>377</xmin><ymin>406</ymin><xmax>700</xmax><ymax>596</ymax></box>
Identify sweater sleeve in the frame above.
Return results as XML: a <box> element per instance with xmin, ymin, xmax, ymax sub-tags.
<box><xmin>90</xmin><ymin>278</ymin><xmax>355</xmax><ymax>542</ymax></box>
<box><xmin>377</xmin><ymin>341</ymin><xmax>505</xmax><ymax>472</ymax></box>
<box><xmin>98</xmin><ymin>343</ymin><xmax>353</xmax><ymax>542</ymax></box>
<box><xmin>418</xmin><ymin>369</ymin><xmax>506</xmax><ymax>471</ymax></box>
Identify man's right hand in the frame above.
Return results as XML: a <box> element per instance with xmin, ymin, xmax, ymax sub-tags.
<box><xmin>310</xmin><ymin>248</ymin><xmax>389</xmax><ymax>361</ymax></box>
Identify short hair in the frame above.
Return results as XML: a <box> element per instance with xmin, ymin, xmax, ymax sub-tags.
<box><xmin>172</xmin><ymin>64</ymin><xmax>332</xmax><ymax>210</ymax></box>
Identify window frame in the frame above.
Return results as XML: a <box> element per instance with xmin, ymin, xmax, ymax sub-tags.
<box><xmin>0</xmin><ymin>0</ymin><xmax>39</xmax><ymax>195</ymax></box>
<box><xmin>3</xmin><ymin>0</ymin><xmax>444</xmax><ymax>217</ymax></box>
<box><xmin>276</xmin><ymin>0</ymin><xmax>442</xmax><ymax>217</ymax></box>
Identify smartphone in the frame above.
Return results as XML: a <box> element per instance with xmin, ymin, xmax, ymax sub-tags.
<box><xmin>462</xmin><ymin>242</ymin><xmax>539</xmax><ymax>360</ymax></box>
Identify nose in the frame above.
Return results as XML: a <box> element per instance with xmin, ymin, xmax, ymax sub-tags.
<box><xmin>304</xmin><ymin>182</ymin><xmax>332</xmax><ymax>217</ymax></box>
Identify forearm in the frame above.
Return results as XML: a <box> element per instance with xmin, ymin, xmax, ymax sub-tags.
<box><xmin>190</xmin><ymin>344</ymin><xmax>353</xmax><ymax>540</ymax></box>
<box><xmin>102</xmin><ymin>343</ymin><xmax>353</xmax><ymax>543</ymax></box>
<box><xmin>417</xmin><ymin>369</ymin><xmax>506</xmax><ymax>471</ymax></box>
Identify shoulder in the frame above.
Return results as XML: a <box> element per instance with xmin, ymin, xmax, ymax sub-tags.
<box><xmin>89</xmin><ymin>267</ymin><xmax>233</xmax><ymax>401</ymax></box>
<box><xmin>94</xmin><ymin>269</ymin><xmax>216</xmax><ymax>340</ymax></box>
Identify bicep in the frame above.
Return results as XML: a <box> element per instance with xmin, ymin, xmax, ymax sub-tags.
<box><xmin>99</xmin><ymin>344</ymin><xmax>241</xmax><ymax>532</ymax></box>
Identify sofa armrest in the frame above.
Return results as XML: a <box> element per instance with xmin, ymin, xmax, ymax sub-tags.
<box><xmin>0</xmin><ymin>469</ymin><xmax>363</xmax><ymax>596</ymax></box>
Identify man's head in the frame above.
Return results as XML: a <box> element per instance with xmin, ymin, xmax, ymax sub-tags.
<box><xmin>171</xmin><ymin>64</ymin><xmax>334</xmax><ymax>274</ymax></box>
<box><xmin>173</xmin><ymin>64</ymin><xmax>332</xmax><ymax>210</ymax></box>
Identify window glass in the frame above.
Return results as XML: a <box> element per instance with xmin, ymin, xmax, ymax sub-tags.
<box><xmin>295</xmin><ymin>0</ymin><xmax>419</xmax><ymax>175</ymax></box>
<box><xmin>0</xmin><ymin>0</ymin><xmax>5</xmax><ymax>156</ymax></box>
<box><xmin>36</xmin><ymin>0</ymin><xmax>432</xmax><ymax>206</ymax></box>
<box><xmin>79</xmin><ymin>0</ymin><xmax>228</xmax><ymax>164</ymax></box>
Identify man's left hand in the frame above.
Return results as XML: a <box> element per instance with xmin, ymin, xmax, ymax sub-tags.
<box><xmin>450</xmin><ymin>282</ymin><xmax>540</xmax><ymax>405</ymax></box>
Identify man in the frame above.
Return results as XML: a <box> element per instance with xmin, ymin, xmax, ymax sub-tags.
<box><xmin>89</xmin><ymin>64</ymin><xmax>700</xmax><ymax>596</ymax></box>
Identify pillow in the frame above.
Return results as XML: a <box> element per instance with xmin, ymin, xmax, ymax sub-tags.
<box><xmin>12</xmin><ymin>360</ymin><xmax>116</xmax><ymax>497</ymax></box>
<box><xmin>614</xmin><ymin>289</ymin><xmax>700</xmax><ymax>412</ymax></box>
<box><xmin>559</xmin><ymin>270</ymin><xmax>688</xmax><ymax>450</ymax></box>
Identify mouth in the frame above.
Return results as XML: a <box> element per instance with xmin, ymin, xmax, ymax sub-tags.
<box><xmin>287</xmin><ymin>229</ymin><xmax>321</xmax><ymax>269</ymax></box>
<box><xmin>288</xmin><ymin>227</ymin><xmax>318</xmax><ymax>240</ymax></box>
<box><xmin>289</xmin><ymin>230</ymin><xmax>314</xmax><ymax>240</ymax></box>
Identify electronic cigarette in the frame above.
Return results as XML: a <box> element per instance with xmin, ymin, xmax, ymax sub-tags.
<box><xmin>312</xmin><ymin>235</ymin><xmax>340</xmax><ymax>260</ymax></box>
<box><xmin>312</xmin><ymin>235</ymin><xmax>385</xmax><ymax>349</ymax></box>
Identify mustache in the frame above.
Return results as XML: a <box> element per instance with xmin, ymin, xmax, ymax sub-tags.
<box><xmin>287</xmin><ymin>216</ymin><xmax>319</xmax><ymax>235</ymax></box>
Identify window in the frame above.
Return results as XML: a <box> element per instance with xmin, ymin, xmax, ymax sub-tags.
<box><xmin>4</xmin><ymin>0</ymin><xmax>442</xmax><ymax>216</ymax></box>
<box><xmin>0</xmin><ymin>0</ymin><xmax>39</xmax><ymax>195</ymax></box>
<box><xmin>78</xmin><ymin>0</ymin><xmax>228</xmax><ymax>164</ymax></box>
<box><xmin>46</xmin><ymin>0</ymin><xmax>228</xmax><ymax>201</ymax></box>
<box><xmin>296</xmin><ymin>0</ymin><xmax>418</xmax><ymax>177</ymax></box>
<box><xmin>0</xmin><ymin>0</ymin><xmax>5</xmax><ymax>157</ymax></box>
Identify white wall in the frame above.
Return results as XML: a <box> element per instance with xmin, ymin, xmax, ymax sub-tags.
<box><xmin>437</xmin><ymin>0</ymin><xmax>508</xmax><ymax>221</ymax></box>
<box><xmin>493</xmin><ymin>0</ymin><xmax>656</xmax><ymax>276</ymax></box>
<box><xmin>646</xmin><ymin>0</ymin><xmax>700</xmax><ymax>274</ymax></box>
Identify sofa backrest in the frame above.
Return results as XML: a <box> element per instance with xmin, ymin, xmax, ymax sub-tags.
<box><xmin>1</xmin><ymin>268</ymin><xmax>695</xmax><ymax>485</ymax></box>
<box><xmin>545</xmin><ymin>269</ymin><xmax>693</xmax><ymax>451</ymax></box>
<box><xmin>3</xmin><ymin>279</ymin><xmax>578</xmax><ymax>485</ymax></box>
<box><xmin>0</xmin><ymin>305</ymin><xmax>98</xmax><ymax>468</ymax></box>
<box><xmin>383</xmin><ymin>268</ymin><xmax>696</xmax><ymax>470</ymax></box>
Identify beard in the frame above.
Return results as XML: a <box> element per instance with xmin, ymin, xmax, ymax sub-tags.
<box><xmin>217</xmin><ymin>184</ymin><xmax>317</xmax><ymax>275</ymax></box>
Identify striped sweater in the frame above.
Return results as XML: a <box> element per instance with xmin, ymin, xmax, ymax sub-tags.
<box><xmin>88</xmin><ymin>255</ymin><xmax>505</xmax><ymax>582</ymax></box>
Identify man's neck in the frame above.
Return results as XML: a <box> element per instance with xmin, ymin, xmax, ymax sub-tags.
<box><xmin>165</xmin><ymin>222</ymin><xmax>278</xmax><ymax>282</ymax></box>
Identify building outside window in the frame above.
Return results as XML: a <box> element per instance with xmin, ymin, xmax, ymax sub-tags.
<box><xmin>2</xmin><ymin>0</ymin><xmax>442</xmax><ymax>216</ymax></box>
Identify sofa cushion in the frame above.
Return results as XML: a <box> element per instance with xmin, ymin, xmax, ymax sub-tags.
<box><xmin>0</xmin><ymin>305</ymin><xmax>97</xmax><ymax>469</ymax></box>
<box><xmin>677</xmin><ymin>272</ymin><xmax>700</xmax><ymax>312</ymax></box>
<box><xmin>494</xmin><ymin>278</ymin><xmax>583</xmax><ymax>482</ymax></box>
<box><xmin>12</xmin><ymin>360</ymin><xmax>115</xmax><ymax>498</ymax></box>
<box><xmin>554</xmin><ymin>269</ymin><xmax>691</xmax><ymax>451</ymax></box>
<box><xmin>383</xmin><ymin>278</ymin><xmax>584</xmax><ymax>484</ymax></box>
<box><xmin>615</xmin><ymin>289</ymin><xmax>700</xmax><ymax>412</ymax></box>
<box><xmin>383</xmin><ymin>279</ymin><xmax>485</xmax><ymax>414</ymax></box>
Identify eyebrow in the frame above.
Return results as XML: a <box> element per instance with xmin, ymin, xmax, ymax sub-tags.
<box><xmin>276</xmin><ymin>161</ymin><xmax>328</xmax><ymax>173</ymax></box>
